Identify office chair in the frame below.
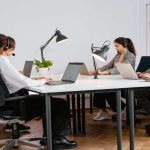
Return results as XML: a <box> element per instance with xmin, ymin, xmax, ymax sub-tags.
<box><xmin>0</xmin><ymin>75</ymin><xmax>44</xmax><ymax>150</ymax></box>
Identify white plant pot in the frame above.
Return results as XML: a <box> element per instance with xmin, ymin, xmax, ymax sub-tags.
<box><xmin>38</xmin><ymin>68</ymin><xmax>50</xmax><ymax>76</ymax></box>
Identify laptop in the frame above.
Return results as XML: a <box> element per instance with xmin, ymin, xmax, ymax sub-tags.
<box><xmin>115</xmin><ymin>63</ymin><xmax>139</xmax><ymax>80</ymax></box>
<box><xmin>23</xmin><ymin>61</ymin><xmax>33</xmax><ymax>77</ymax></box>
<box><xmin>47</xmin><ymin>62</ymin><xmax>83</xmax><ymax>85</ymax></box>
<box><xmin>80</xmin><ymin>63</ymin><xmax>90</xmax><ymax>75</ymax></box>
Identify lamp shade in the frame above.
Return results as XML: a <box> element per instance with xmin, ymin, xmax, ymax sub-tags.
<box><xmin>56</xmin><ymin>30</ymin><xmax>68</xmax><ymax>43</ymax></box>
<box><xmin>92</xmin><ymin>44</ymin><xmax>110</xmax><ymax>62</ymax></box>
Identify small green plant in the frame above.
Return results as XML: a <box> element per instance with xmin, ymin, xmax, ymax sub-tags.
<box><xmin>34</xmin><ymin>60</ymin><xmax>53</xmax><ymax>72</ymax></box>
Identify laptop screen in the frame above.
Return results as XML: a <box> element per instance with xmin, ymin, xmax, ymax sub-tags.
<box><xmin>23</xmin><ymin>61</ymin><xmax>33</xmax><ymax>77</ymax></box>
<box><xmin>62</xmin><ymin>63</ymin><xmax>83</xmax><ymax>82</ymax></box>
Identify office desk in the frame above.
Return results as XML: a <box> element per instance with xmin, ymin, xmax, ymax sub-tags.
<box><xmin>28</xmin><ymin>75</ymin><xmax>150</xmax><ymax>150</ymax></box>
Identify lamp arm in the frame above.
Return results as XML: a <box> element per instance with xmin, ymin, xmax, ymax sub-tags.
<box><xmin>40</xmin><ymin>33</ymin><xmax>56</xmax><ymax>62</ymax></box>
<box><xmin>91</xmin><ymin>44</ymin><xmax>98</xmax><ymax>79</ymax></box>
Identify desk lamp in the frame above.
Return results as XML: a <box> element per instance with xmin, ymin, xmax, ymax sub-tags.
<box><xmin>40</xmin><ymin>29</ymin><xmax>68</xmax><ymax>61</ymax></box>
<box><xmin>91</xmin><ymin>40</ymin><xmax>111</xmax><ymax>79</ymax></box>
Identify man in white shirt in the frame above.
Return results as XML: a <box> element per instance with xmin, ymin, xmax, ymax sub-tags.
<box><xmin>0</xmin><ymin>34</ymin><xmax>77</xmax><ymax>149</ymax></box>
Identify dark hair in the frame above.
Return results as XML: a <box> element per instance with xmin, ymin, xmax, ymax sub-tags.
<box><xmin>0</xmin><ymin>34</ymin><xmax>15</xmax><ymax>50</ymax></box>
<box><xmin>114</xmin><ymin>37</ymin><xmax>136</xmax><ymax>56</ymax></box>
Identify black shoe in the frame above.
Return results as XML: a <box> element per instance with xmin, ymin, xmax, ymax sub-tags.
<box><xmin>136</xmin><ymin>109</ymin><xmax>149</xmax><ymax>116</ymax></box>
<box><xmin>53</xmin><ymin>137</ymin><xmax>78</xmax><ymax>149</ymax></box>
<box><xmin>145</xmin><ymin>124</ymin><xmax>150</xmax><ymax>135</ymax></box>
<box><xmin>40</xmin><ymin>138</ymin><xmax>47</xmax><ymax>146</ymax></box>
<box><xmin>40</xmin><ymin>138</ymin><xmax>75</xmax><ymax>146</ymax></box>
<box><xmin>5</xmin><ymin>124</ymin><xmax>30</xmax><ymax>132</ymax></box>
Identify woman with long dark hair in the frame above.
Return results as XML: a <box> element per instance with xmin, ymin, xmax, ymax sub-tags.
<box><xmin>91</xmin><ymin>37</ymin><xmax>136</xmax><ymax>121</ymax></box>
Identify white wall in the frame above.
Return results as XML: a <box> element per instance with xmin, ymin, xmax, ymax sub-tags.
<box><xmin>139</xmin><ymin>0</ymin><xmax>150</xmax><ymax>58</ymax></box>
<box><xmin>0</xmin><ymin>0</ymin><xmax>140</xmax><ymax>74</ymax></box>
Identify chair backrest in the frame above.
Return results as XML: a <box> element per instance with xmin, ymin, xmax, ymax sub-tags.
<box><xmin>136</xmin><ymin>56</ymin><xmax>150</xmax><ymax>72</ymax></box>
<box><xmin>0</xmin><ymin>75</ymin><xmax>10</xmax><ymax>98</ymax></box>
<box><xmin>0</xmin><ymin>86</ymin><xmax>5</xmax><ymax>107</ymax></box>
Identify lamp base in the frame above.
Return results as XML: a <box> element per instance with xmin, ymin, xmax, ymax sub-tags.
<box><xmin>93</xmin><ymin>74</ymin><xmax>98</xmax><ymax>79</ymax></box>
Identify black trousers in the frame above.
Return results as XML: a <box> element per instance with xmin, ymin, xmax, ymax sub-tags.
<box><xmin>93</xmin><ymin>91</ymin><xmax>126</xmax><ymax>112</ymax></box>
<box><xmin>42</xmin><ymin>96</ymin><xmax>69</xmax><ymax>140</ymax></box>
<box><xmin>135</xmin><ymin>89</ymin><xmax>150</xmax><ymax>113</ymax></box>
<box><xmin>9</xmin><ymin>90</ymin><xmax>69</xmax><ymax>140</ymax></box>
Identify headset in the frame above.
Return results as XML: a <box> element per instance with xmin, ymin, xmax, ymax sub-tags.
<box><xmin>3</xmin><ymin>36</ymin><xmax>15</xmax><ymax>56</ymax></box>
<box><xmin>3</xmin><ymin>37</ymin><xmax>10</xmax><ymax>51</ymax></box>
<box><xmin>123</xmin><ymin>38</ymin><xmax>128</xmax><ymax>48</ymax></box>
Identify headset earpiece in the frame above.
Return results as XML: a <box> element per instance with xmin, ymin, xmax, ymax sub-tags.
<box><xmin>4</xmin><ymin>37</ymin><xmax>9</xmax><ymax>51</ymax></box>
<box><xmin>123</xmin><ymin>38</ymin><xmax>128</xmax><ymax>48</ymax></box>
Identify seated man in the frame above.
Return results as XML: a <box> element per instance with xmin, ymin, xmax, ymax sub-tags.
<box><xmin>0</xmin><ymin>34</ymin><xmax>77</xmax><ymax>149</ymax></box>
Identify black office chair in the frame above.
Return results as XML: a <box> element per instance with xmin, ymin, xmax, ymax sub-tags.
<box><xmin>0</xmin><ymin>75</ymin><xmax>44</xmax><ymax>150</ymax></box>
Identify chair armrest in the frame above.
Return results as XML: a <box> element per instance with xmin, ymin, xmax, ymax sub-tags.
<box><xmin>4</xmin><ymin>94</ymin><xmax>41</xmax><ymax>102</ymax></box>
<box><xmin>1</xmin><ymin>115</ymin><xmax>23</xmax><ymax>120</ymax></box>
<box><xmin>0</xmin><ymin>118</ymin><xmax>25</xmax><ymax>125</ymax></box>
<box><xmin>0</xmin><ymin>86</ymin><xmax>5</xmax><ymax>107</ymax></box>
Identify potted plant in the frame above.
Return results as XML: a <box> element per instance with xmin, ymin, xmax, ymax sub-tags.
<box><xmin>34</xmin><ymin>59</ymin><xmax>53</xmax><ymax>76</ymax></box>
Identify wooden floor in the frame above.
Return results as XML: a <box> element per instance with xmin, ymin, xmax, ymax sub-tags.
<box><xmin>1</xmin><ymin>111</ymin><xmax>150</xmax><ymax>150</ymax></box>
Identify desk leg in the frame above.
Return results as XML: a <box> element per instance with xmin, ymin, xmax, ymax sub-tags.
<box><xmin>116</xmin><ymin>90</ymin><xmax>122</xmax><ymax>150</ymax></box>
<box><xmin>66</xmin><ymin>95</ymin><xmax>71</xmax><ymax>132</ymax></box>
<box><xmin>82</xmin><ymin>94</ymin><xmax>86</xmax><ymax>134</ymax></box>
<box><xmin>45</xmin><ymin>94</ymin><xmax>52</xmax><ymax>150</ymax></box>
<box><xmin>77</xmin><ymin>94</ymin><xmax>81</xmax><ymax>133</ymax></box>
<box><xmin>72</xmin><ymin>95</ymin><xmax>77</xmax><ymax>135</ymax></box>
<box><xmin>90</xmin><ymin>93</ymin><xmax>93</xmax><ymax>114</ymax></box>
<box><xmin>128</xmin><ymin>89</ymin><xmax>134</xmax><ymax>150</ymax></box>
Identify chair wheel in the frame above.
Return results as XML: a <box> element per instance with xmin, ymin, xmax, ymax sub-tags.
<box><xmin>37</xmin><ymin>148</ymin><xmax>44</xmax><ymax>150</ymax></box>
<box><xmin>145</xmin><ymin>124</ymin><xmax>150</xmax><ymax>135</ymax></box>
<box><xmin>40</xmin><ymin>139</ymin><xmax>47</xmax><ymax>146</ymax></box>
<box><xmin>13</xmin><ymin>146</ymin><xmax>19</xmax><ymax>149</ymax></box>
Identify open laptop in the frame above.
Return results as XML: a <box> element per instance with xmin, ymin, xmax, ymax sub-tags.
<box><xmin>23</xmin><ymin>61</ymin><xmax>33</xmax><ymax>77</ymax></box>
<box><xmin>47</xmin><ymin>62</ymin><xmax>83</xmax><ymax>85</ymax></box>
<box><xmin>80</xmin><ymin>63</ymin><xmax>90</xmax><ymax>75</ymax></box>
<box><xmin>115</xmin><ymin>63</ymin><xmax>139</xmax><ymax>80</ymax></box>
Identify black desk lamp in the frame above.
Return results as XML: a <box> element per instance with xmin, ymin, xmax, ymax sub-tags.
<box><xmin>40</xmin><ymin>29</ymin><xmax>68</xmax><ymax>61</ymax></box>
<box><xmin>91</xmin><ymin>40</ymin><xmax>111</xmax><ymax>79</ymax></box>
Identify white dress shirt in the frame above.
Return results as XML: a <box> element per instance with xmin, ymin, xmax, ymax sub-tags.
<box><xmin>0</xmin><ymin>56</ymin><xmax>46</xmax><ymax>94</ymax></box>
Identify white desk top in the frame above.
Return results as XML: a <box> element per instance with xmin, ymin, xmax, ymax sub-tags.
<box><xmin>28</xmin><ymin>75</ymin><xmax>150</xmax><ymax>94</ymax></box>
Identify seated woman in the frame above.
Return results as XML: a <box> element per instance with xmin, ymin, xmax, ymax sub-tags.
<box><xmin>90</xmin><ymin>37</ymin><xmax>136</xmax><ymax>121</ymax></box>
<box><xmin>0</xmin><ymin>34</ymin><xmax>77</xmax><ymax>149</ymax></box>
<box><xmin>134</xmin><ymin>70</ymin><xmax>150</xmax><ymax>114</ymax></box>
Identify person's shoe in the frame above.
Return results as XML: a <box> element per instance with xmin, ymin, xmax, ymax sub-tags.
<box><xmin>5</xmin><ymin>124</ymin><xmax>30</xmax><ymax>132</ymax></box>
<box><xmin>93</xmin><ymin>111</ymin><xmax>111</xmax><ymax>121</ymax></box>
<box><xmin>136</xmin><ymin>109</ymin><xmax>149</xmax><ymax>116</ymax></box>
<box><xmin>53</xmin><ymin>137</ymin><xmax>78</xmax><ymax>149</ymax></box>
<box><xmin>40</xmin><ymin>138</ymin><xmax>47</xmax><ymax>146</ymax></box>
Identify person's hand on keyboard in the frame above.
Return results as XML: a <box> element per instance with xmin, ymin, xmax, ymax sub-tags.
<box><xmin>137</xmin><ymin>72</ymin><xmax>143</xmax><ymax>78</ymax></box>
<box><xmin>137</xmin><ymin>72</ymin><xmax>150</xmax><ymax>79</ymax></box>
<box><xmin>32</xmin><ymin>76</ymin><xmax>52</xmax><ymax>81</ymax></box>
<box><xmin>89</xmin><ymin>69</ymin><xmax>100</xmax><ymax>75</ymax></box>
<box><xmin>98</xmin><ymin>70</ymin><xmax>110</xmax><ymax>75</ymax></box>
<box><xmin>44</xmin><ymin>77</ymin><xmax>52</xmax><ymax>83</ymax></box>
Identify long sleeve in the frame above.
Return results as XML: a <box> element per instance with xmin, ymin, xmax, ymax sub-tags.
<box><xmin>0</xmin><ymin>57</ymin><xmax>46</xmax><ymax>94</ymax></box>
<box><xmin>108</xmin><ymin>52</ymin><xmax>136</xmax><ymax>75</ymax></box>
<box><xmin>99</xmin><ymin>57</ymin><xmax>115</xmax><ymax>71</ymax></box>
